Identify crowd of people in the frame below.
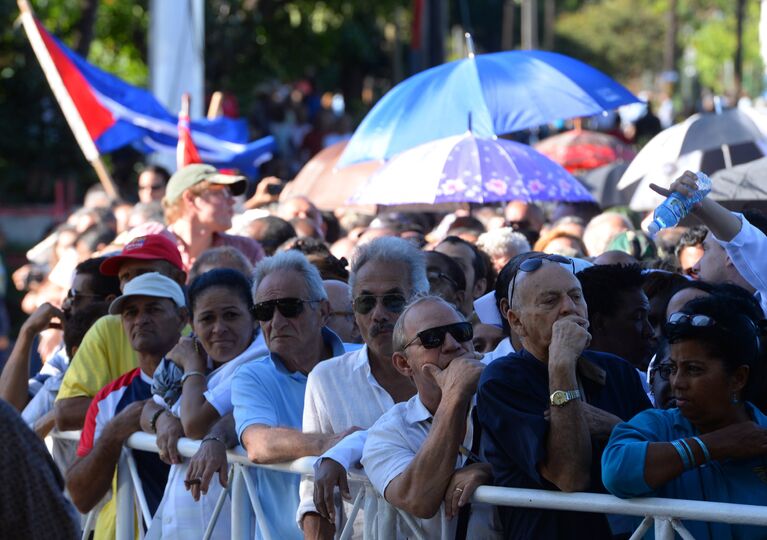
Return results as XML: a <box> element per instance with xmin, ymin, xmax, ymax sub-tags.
<box><xmin>1</xmin><ymin>161</ymin><xmax>766</xmax><ymax>540</ymax></box>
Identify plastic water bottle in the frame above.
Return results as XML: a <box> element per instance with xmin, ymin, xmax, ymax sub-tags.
<box><xmin>646</xmin><ymin>172</ymin><xmax>712</xmax><ymax>236</ymax></box>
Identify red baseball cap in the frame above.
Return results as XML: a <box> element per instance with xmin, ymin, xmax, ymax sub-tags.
<box><xmin>99</xmin><ymin>234</ymin><xmax>184</xmax><ymax>276</ymax></box>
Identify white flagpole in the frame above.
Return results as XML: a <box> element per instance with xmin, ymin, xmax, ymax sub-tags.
<box><xmin>17</xmin><ymin>0</ymin><xmax>120</xmax><ymax>200</ymax></box>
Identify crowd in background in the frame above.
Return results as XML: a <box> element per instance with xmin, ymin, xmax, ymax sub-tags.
<box><xmin>1</xmin><ymin>90</ymin><xmax>767</xmax><ymax>539</ymax></box>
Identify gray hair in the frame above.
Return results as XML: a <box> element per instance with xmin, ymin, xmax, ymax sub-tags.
<box><xmin>476</xmin><ymin>227</ymin><xmax>531</xmax><ymax>259</ymax></box>
<box><xmin>252</xmin><ymin>250</ymin><xmax>328</xmax><ymax>302</ymax></box>
<box><xmin>392</xmin><ymin>295</ymin><xmax>465</xmax><ymax>353</ymax></box>
<box><xmin>349</xmin><ymin>236</ymin><xmax>429</xmax><ymax>299</ymax></box>
<box><xmin>583</xmin><ymin>212</ymin><xmax>633</xmax><ymax>257</ymax></box>
<box><xmin>189</xmin><ymin>246</ymin><xmax>254</xmax><ymax>283</ymax></box>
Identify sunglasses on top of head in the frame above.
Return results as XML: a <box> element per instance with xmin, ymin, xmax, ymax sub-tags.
<box><xmin>403</xmin><ymin>321</ymin><xmax>474</xmax><ymax>350</ymax></box>
<box><xmin>253</xmin><ymin>298</ymin><xmax>321</xmax><ymax>321</ymax></box>
<box><xmin>353</xmin><ymin>293</ymin><xmax>407</xmax><ymax>315</ymax></box>
<box><xmin>508</xmin><ymin>254</ymin><xmax>575</xmax><ymax>302</ymax></box>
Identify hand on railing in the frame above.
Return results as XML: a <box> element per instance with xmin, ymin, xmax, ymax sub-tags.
<box><xmin>155</xmin><ymin>411</ymin><xmax>184</xmax><ymax>465</ymax></box>
<box><xmin>185</xmin><ymin>437</ymin><xmax>229</xmax><ymax>501</ymax></box>
<box><xmin>313</xmin><ymin>458</ymin><xmax>351</xmax><ymax>523</ymax></box>
<box><xmin>443</xmin><ymin>463</ymin><xmax>492</xmax><ymax>519</ymax></box>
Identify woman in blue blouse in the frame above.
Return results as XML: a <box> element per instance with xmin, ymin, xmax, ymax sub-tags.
<box><xmin>602</xmin><ymin>294</ymin><xmax>767</xmax><ymax>540</ymax></box>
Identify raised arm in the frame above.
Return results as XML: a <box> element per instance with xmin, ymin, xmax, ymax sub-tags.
<box><xmin>650</xmin><ymin>171</ymin><xmax>742</xmax><ymax>241</ymax></box>
<box><xmin>383</xmin><ymin>356</ymin><xmax>482</xmax><ymax>519</ymax></box>
<box><xmin>541</xmin><ymin>316</ymin><xmax>593</xmax><ymax>492</ymax></box>
<box><xmin>0</xmin><ymin>303</ymin><xmax>62</xmax><ymax>410</ymax></box>
<box><xmin>167</xmin><ymin>336</ymin><xmax>221</xmax><ymax>439</ymax></box>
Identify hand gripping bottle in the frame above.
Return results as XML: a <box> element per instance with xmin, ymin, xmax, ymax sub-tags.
<box><xmin>647</xmin><ymin>172</ymin><xmax>712</xmax><ymax>237</ymax></box>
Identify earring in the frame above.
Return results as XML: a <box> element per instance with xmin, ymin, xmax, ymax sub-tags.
<box><xmin>731</xmin><ymin>393</ymin><xmax>740</xmax><ymax>404</ymax></box>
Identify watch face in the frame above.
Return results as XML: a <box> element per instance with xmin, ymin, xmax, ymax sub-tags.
<box><xmin>551</xmin><ymin>391</ymin><xmax>566</xmax><ymax>406</ymax></box>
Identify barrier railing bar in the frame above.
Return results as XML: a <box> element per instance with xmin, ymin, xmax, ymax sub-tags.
<box><xmin>202</xmin><ymin>466</ymin><xmax>234</xmax><ymax>540</ymax></box>
<box><xmin>230</xmin><ymin>464</ymin><xmax>251</xmax><ymax>538</ymax></box>
<box><xmin>655</xmin><ymin>517</ymin><xmax>674</xmax><ymax>540</ymax></box>
<box><xmin>628</xmin><ymin>516</ymin><xmax>653</xmax><ymax>540</ymax></box>
<box><xmin>52</xmin><ymin>430</ymin><xmax>767</xmax><ymax>530</ymax></box>
<box><xmin>240</xmin><ymin>465</ymin><xmax>275</xmax><ymax>540</ymax></box>
<box><xmin>115</xmin><ymin>449</ymin><xmax>135</xmax><ymax>540</ymax></box>
<box><xmin>80</xmin><ymin>508</ymin><xmax>97</xmax><ymax>540</ymax></box>
<box><xmin>338</xmin><ymin>488</ymin><xmax>365</xmax><ymax>540</ymax></box>
<box><xmin>124</xmin><ymin>451</ymin><xmax>152</xmax><ymax>527</ymax></box>
<box><xmin>670</xmin><ymin>518</ymin><xmax>696</xmax><ymax>540</ymax></box>
<box><xmin>472</xmin><ymin>485</ymin><xmax>767</xmax><ymax>526</ymax></box>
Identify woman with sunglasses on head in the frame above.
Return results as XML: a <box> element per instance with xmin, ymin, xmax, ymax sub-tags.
<box><xmin>162</xmin><ymin>164</ymin><xmax>264</xmax><ymax>275</ymax></box>
<box><xmin>142</xmin><ymin>268</ymin><xmax>267</xmax><ymax>540</ymax></box>
<box><xmin>602</xmin><ymin>294</ymin><xmax>767</xmax><ymax>539</ymax></box>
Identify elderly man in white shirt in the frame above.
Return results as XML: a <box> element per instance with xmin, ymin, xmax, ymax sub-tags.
<box><xmin>361</xmin><ymin>295</ymin><xmax>500</xmax><ymax>539</ymax></box>
<box><xmin>299</xmin><ymin>237</ymin><xmax>429</xmax><ymax>539</ymax></box>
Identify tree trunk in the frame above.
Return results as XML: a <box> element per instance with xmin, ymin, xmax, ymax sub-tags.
<box><xmin>74</xmin><ymin>0</ymin><xmax>99</xmax><ymax>57</ymax></box>
<box><xmin>543</xmin><ymin>0</ymin><xmax>555</xmax><ymax>50</ymax></box>
<box><xmin>735</xmin><ymin>0</ymin><xmax>746</xmax><ymax>96</ymax></box>
<box><xmin>663</xmin><ymin>0</ymin><xmax>678</xmax><ymax>74</ymax></box>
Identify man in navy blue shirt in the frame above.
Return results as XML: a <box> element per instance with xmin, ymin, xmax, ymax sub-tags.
<box><xmin>477</xmin><ymin>256</ymin><xmax>650</xmax><ymax>540</ymax></box>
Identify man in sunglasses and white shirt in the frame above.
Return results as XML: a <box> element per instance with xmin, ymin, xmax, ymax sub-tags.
<box><xmin>361</xmin><ymin>295</ymin><xmax>500</xmax><ymax>539</ymax></box>
<box><xmin>231</xmin><ymin>251</ymin><xmax>350</xmax><ymax>540</ymax></box>
<box><xmin>299</xmin><ymin>237</ymin><xmax>429</xmax><ymax>539</ymax></box>
<box><xmin>477</xmin><ymin>255</ymin><xmax>650</xmax><ymax>540</ymax></box>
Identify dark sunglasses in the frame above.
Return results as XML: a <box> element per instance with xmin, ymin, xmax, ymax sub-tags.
<box><xmin>353</xmin><ymin>293</ymin><xmax>407</xmax><ymax>315</ymax></box>
<box><xmin>404</xmin><ymin>322</ymin><xmax>474</xmax><ymax>350</ymax></box>
<box><xmin>253</xmin><ymin>298</ymin><xmax>320</xmax><ymax>321</ymax></box>
<box><xmin>508</xmin><ymin>254</ymin><xmax>575</xmax><ymax>303</ymax></box>
<box><xmin>667</xmin><ymin>312</ymin><xmax>716</xmax><ymax>328</ymax></box>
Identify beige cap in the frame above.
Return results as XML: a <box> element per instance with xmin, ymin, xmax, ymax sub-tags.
<box><xmin>163</xmin><ymin>164</ymin><xmax>247</xmax><ymax>204</ymax></box>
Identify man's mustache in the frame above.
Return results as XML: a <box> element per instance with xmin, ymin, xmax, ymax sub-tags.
<box><xmin>370</xmin><ymin>323</ymin><xmax>394</xmax><ymax>337</ymax></box>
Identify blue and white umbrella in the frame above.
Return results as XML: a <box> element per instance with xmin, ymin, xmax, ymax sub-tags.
<box><xmin>338</xmin><ymin>50</ymin><xmax>639</xmax><ymax>167</ymax></box>
<box><xmin>349</xmin><ymin>133</ymin><xmax>594</xmax><ymax>206</ymax></box>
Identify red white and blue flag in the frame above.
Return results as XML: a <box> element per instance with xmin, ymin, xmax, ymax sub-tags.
<box><xmin>20</xmin><ymin>13</ymin><xmax>274</xmax><ymax>175</ymax></box>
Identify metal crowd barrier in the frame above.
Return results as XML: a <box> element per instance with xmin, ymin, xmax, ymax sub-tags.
<box><xmin>52</xmin><ymin>430</ymin><xmax>767</xmax><ymax>540</ymax></box>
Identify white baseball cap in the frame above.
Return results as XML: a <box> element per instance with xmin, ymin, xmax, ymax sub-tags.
<box><xmin>109</xmin><ymin>272</ymin><xmax>186</xmax><ymax>315</ymax></box>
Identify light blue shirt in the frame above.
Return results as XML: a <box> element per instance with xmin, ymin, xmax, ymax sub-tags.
<box><xmin>232</xmin><ymin>327</ymin><xmax>346</xmax><ymax>540</ymax></box>
<box><xmin>716</xmin><ymin>212</ymin><xmax>767</xmax><ymax>315</ymax></box>
<box><xmin>602</xmin><ymin>403</ymin><xmax>767</xmax><ymax>540</ymax></box>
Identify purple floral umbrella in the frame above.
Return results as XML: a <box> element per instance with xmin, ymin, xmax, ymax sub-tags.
<box><xmin>349</xmin><ymin>132</ymin><xmax>595</xmax><ymax>205</ymax></box>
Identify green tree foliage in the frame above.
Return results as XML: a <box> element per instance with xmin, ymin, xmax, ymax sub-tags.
<box><xmin>689</xmin><ymin>1</ymin><xmax>763</xmax><ymax>96</ymax></box>
<box><xmin>0</xmin><ymin>1</ymin><xmax>148</xmax><ymax>203</ymax></box>
<box><xmin>554</xmin><ymin>0</ymin><xmax>667</xmax><ymax>81</ymax></box>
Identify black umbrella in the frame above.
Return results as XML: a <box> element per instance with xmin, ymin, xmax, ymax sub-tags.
<box><xmin>710</xmin><ymin>156</ymin><xmax>767</xmax><ymax>201</ymax></box>
<box><xmin>579</xmin><ymin>161</ymin><xmax>632</xmax><ymax>208</ymax></box>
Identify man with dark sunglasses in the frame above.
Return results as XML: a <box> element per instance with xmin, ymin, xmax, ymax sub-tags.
<box><xmin>299</xmin><ymin>237</ymin><xmax>429</xmax><ymax>538</ymax></box>
<box><xmin>362</xmin><ymin>296</ymin><xmax>500</xmax><ymax>539</ymax></box>
<box><xmin>232</xmin><ymin>250</ymin><xmax>351</xmax><ymax>540</ymax></box>
<box><xmin>477</xmin><ymin>257</ymin><xmax>651</xmax><ymax>540</ymax></box>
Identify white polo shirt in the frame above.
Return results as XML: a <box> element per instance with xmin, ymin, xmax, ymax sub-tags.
<box><xmin>361</xmin><ymin>394</ymin><xmax>501</xmax><ymax>539</ymax></box>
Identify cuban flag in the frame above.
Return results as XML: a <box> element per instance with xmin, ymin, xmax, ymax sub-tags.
<box><xmin>19</xmin><ymin>13</ymin><xmax>274</xmax><ymax>176</ymax></box>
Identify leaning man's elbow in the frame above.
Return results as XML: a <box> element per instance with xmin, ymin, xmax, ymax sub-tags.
<box><xmin>66</xmin><ymin>482</ymin><xmax>96</xmax><ymax>514</ymax></box>
<box><xmin>558</xmin><ymin>472</ymin><xmax>591</xmax><ymax>493</ymax></box>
